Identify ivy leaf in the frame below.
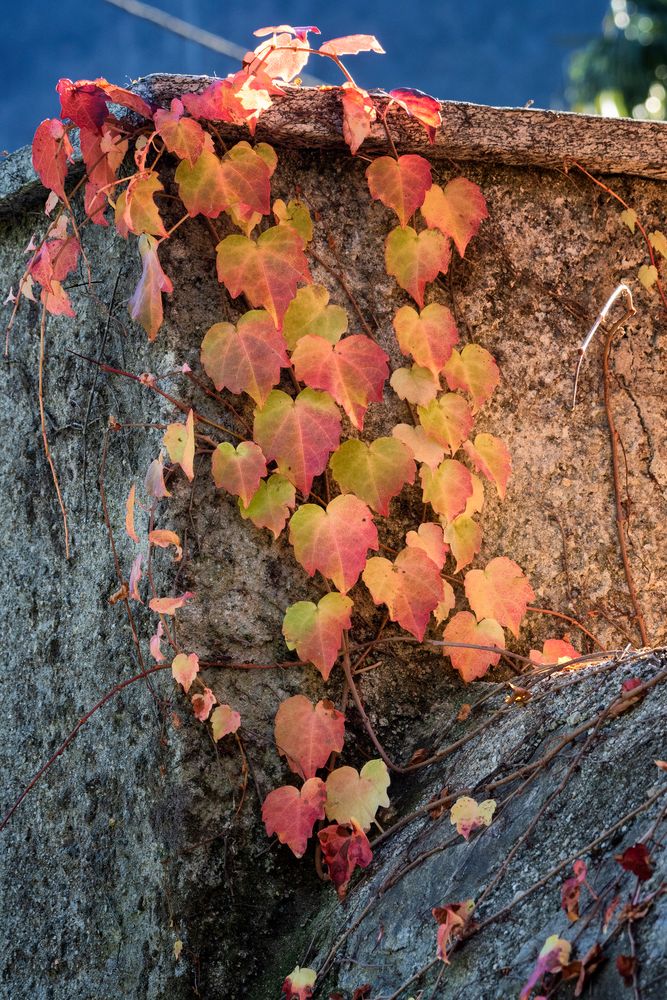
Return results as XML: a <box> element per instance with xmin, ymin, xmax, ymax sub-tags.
<box><xmin>530</xmin><ymin>638</ymin><xmax>580</xmax><ymax>666</ymax></box>
<box><xmin>442</xmin><ymin>611</ymin><xmax>505</xmax><ymax>681</ymax></box>
<box><xmin>32</xmin><ymin>119</ymin><xmax>74</xmax><ymax>201</ymax></box>
<box><xmin>56</xmin><ymin>78</ymin><xmax>108</xmax><ymax>133</ymax></box>
<box><xmin>341</xmin><ymin>84</ymin><xmax>376</xmax><ymax>155</ymax></box>
<box><xmin>171</xmin><ymin>652</ymin><xmax>200</xmax><ymax>693</ymax></box>
<box><xmin>150</xmin><ymin>622</ymin><xmax>165</xmax><ymax>662</ymax></box>
<box><xmin>405</xmin><ymin>522</ymin><xmax>448</xmax><ymax>569</ymax></box>
<box><xmin>191</xmin><ymin>687</ymin><xmax>216</xmax><ymax>722</ymax></box>
<box><xmin>163</xmin><ymin>409</ymin><xmax>195</xmax><ymax>481</ymax></box>
<box><xmin>392</xmin><ymin>424</ymin><xmax>445</xmax><ymax>469</ymax></box>
<box><xmin>464</xmin><ymin>473</ymin><xmax>486</xmax><ymax>517</ymax></box>
<box><xmin>388</xmin><ymin>87</ymin><xmax>442</xmax><ymax>142</ymax></box>
<box><xmin>129</xmin><ymin>554</ymin><xmax>143</xmax><ymax>602</ymax></box>
<box><xmin>620</xmin><ymin>208</ymin><xmax>637</xmax><ymax>233</ymax></box>
<box><xmin>443</xmin><ymin>515</ymin><xmax>482</xmax><ymax>573</ymax></box>
<box><xmin>128</xmin><ymin>234</ymin><xmax>173</xmax><ymax>341</ymax></box>
<box><xmin>238</xmin><ymin>473</ymin><xmax>296</xmax><ymax>537</ymax></box>
<box><xmin>292</xmin><ymin>334</ymin><xmax>389</xmax><ymax>429</ymax></box>
<box><xmin>149</xmin><ymin>591</ymin><xmax>195</xmax><ymax>615</ymax></box>
<box><xmin>119</xmin><ymin>172</ymin><xmax>167</xmax><ymax>238</ymax></box>
<box><xmin>649</xmin><ymin>230</ymin><xmax>667</xmax><ymax>259</ymax></box>
<box><xmin>420</xmin><ymin>459</ymin><xmax>473</xmax><ymax>523</ymax></box>
<box><xmin>325</xmin><ymin>759</ymin><xmax>390</xmax><ymax>830</ymax></box>
<box><xmin>520</xmin><ymin>936</ymin><xmax>571</xmax><ymax>1000</ymax></box>
<box><xmin>432</xmin><ymin>901</ymin><xmax>475</xmax><ymax>962</ymax></box>
<box><xmin>149</xmin><ymin>529</ymin><xmax>183</xmax><ymax>560</ymax></box>
<box><xmin>366</xmin><ymin>155</ymin><xmax>432</xmax><ymax>227</ymax></box>
<box><xmin>212</xmin><ymin>441</ymin><xmax>267</xmax><ymax>507</ymax></box>
<box><xmin>465</xmin><ymin>557</ymin><xmax>534</xmax><ymax>637</ymax></box>
<box><xmin>273</xmin><ymin>197</ymin><xmax>313</xmax><ymax>244</ymax></box>
<box><xmin>329</xmin><ymin>437</ymin><xmax>415</xmax><ymax>516</ymax></box>
<box><xmin>211</xmin><ymin>704</ymin><xmax>241</xmax><ymax>740</ymax></box>
<box><xmin>561</xmin><ymin>860</ymin><xmax>587</xmax><ymax>922</ymax></box>
<box><xmin>274</xmin><ymin>695</ymin><xmax>345</xmax><ymax>780</ymax></box>
<box><xmin>249</xmin><ymin>31</ymin><xmax>311</xmax><ymax>83</ymax></box>
<box><xmin>463</xmin><ymin>434</ymin><xmax>512</xmax><ymax>499</ymax></box>
<box><xmin>387</xmin><ymin>226</ymin><xmax>450</xmax><ymax>310</ymax></box>
<box><xmin>281</xmin><ymin>965</ymin><xmax>317</xmax><ymax>1000</ymax></box>
<box><xmin>282</xmin><ymin>284</ymin><xmax>348</xmax><ymax>350</ymax></box>
<box><xmin>393</xmin><ymin>303</ymin><xmax>458</xmax><ymax>378</ymax></box>
<box><xmin>145</xmin><ymin>452</ymin><xmax>171</xmax><ymax>498</ymax></box>
<box><xmin>615</xmin><ymin>843</ymin><xmax>654</xmax><ymax>881</ymax></box>
<box><xmin>320</xmin><ymin>34</ymin><xmax>384</xmax><ymax>56</ymax></box>
<box><xmin>125</xmin><ymin>483</ymin><xmax>139</xmax><ymax>542</ymax></box>
<box><xmin>154</xmin><ymin>98</ymin><xmax>206</xmax><ymax>166</ymax></box>
<box><xmin>175</xmin><ymin>135</ymin><xmax>228</xmax><ymax>218</ymax></box>
<box><xmin>201</xmin><ymin>310</ymin><xmax>289</xmax><ymax>405</ymax></box>
<box><xmin>363</xmin><ymin>547</ymin><xmax>443</xmax><ymax>640</ymax></box>
<box><xmin>262</xmin><ymin>778</ymin><xmax>327</xmax><ymax>858</ymax></box>
<box><xmin>450</xmin><ymin>795</ymin><xmax>496</xmax><ymax>839</ymax></box>
<box><xmin>216</xmin><ymin>225</ymin><xmax>311</xmax><ymax>327</ymax></box>
<box><xmin>418</xmin><ymin>393</ymin><xmax>474</xmax><ymax>455</ymax></box>
<box><xmin>282</xmin><ymin>593</ymin><xmax>353</xmax><ymax>680</ymax></box>
<box><xmin>220</xmin><ymin>140</ymin><xmax>273</xmax><ymax>215</ymax></box>
<box><xmin>421</xmin><ymin>178</ymin><xmax>488</xmax><ymax>257</ymax></box>
<box><xmin>434</xmin><ymin>578</ymin><xmax>456</xmax><ymax>624</ymax></box>
<box><xmin>318</xmin><ymin>820</ymin><xmax>373</xmax><ymax>899</ymax></box>
<box><xmin>639</xmin><ymin>263</ymin><xmax>658</xmax><ymax>289</ymax></box>
<box><xmin>253</xmin><ymin>388</ymin><xmax>341</xmax><ymax>495</ymax></box>
<box><xmin>390</xmin><ymin>365</ymin><xmax>440</xmax><ymax>406</ymax></box>
<box><xmin>181</xmin><ymin>73</ymin><xmax>280</xmax><ymax>130</ymax></box>
<box><xmin>289</xmin><ymin>494</ymin><xmax>378</xmax><ymax>593</ymax></box>
<box><xmin>443</xmin><ymin>344</ymin><xmax>500</xmax><ymax>413</ymax></box>
<box><xmin>80</xmin><ymin>125</ymin><xmax>128</xmax><ymax>221</ymax></box>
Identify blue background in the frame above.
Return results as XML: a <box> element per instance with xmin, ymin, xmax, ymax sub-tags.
<box><xmin>1</xmin><ymin>0</ymin><xmax>608</xmax><ymax>152</ymax></box>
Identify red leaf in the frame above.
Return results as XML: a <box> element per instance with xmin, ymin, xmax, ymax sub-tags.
<box><xmin>366</xmin><ymin>155</ymin><xmax>432</xmax><ymax>227</ymax></box>
<box><xmin>282</xmin><ymin>965</ymin><xmax>317</xmax><ymax>1000</ymax></box>
<box><xmin>292</xmin><ymin>334</ymin><xmax>389</xmax><ymax>430</ymax></box>
<box><xmin>388</xmin><ymin>88</ymin><xmax>442</xmax><ymax>142</ymax></box>
<box><xmin>318</xmin><ymin>820</ymin><xmax>373</xmax><ymax>898</ymax></box>
<box><xmin>32</xmin><ymin>119</ymin><xmax>74</xmax><ymax>201</ymax></box>
<box><xmin>442</xmin><ymin>612</ymin><xmax>505</xmax><ymax>682</ymax></box>
<box><xmin>289</xmin><ymin>494</ymin><xmax>378</xmax><ymax>593</ymax></box>
<box><xmin>405</xmin><ymin>522</ymin><xmax>449</xmax><ymax>570</ymax></box>
<box><xmin>320</xmin><ymin>34</ymin><xmax>384</xmax><ymax>56</ymax></box>
<box><xmin>420</xmin><ymin>459</ymin><xmax>473</xmax><ymax>523</ymax></box>
<box><xmin>262</xmin><ymin>777</ymin><xmax>327</xmax><ymax>857</ymax></box>
<box><xmin>363</xmin><ymin>547</ymin><xmax>443</xmax><ymax>640</ymax></box>
<box><xmin>616</xmin><ymin>955</ymin><xmax>637</xmax><ymax>987</ymax></box>
<box><xmin>201</xmin><ymin>309</ymin><xmax>289</xmax><ymax>405</ymax></box>
<box><xmin>393</xmin><ymin>302</ymin><xmax>459</xmax><ymax>378</ymax></box>
<box><xmin>615</xmin><ymin>843</ymin><xmax>653</xmax><ymax>881</ymax></box>
<box><xmin>154</xmin><ymin>98</ymin><xmax>206</xmax><ymax>166</ymax></box>
<box><xmin>128</xmin><ymin>234</ymin><xmax>173</xmax><ymax>341</ymax></box>
<box><xmin>253</xmin><ymin>388</ymin><xmax>341</xmax><ymax>496</ymax></box>
<box><xmin>341</xmin><ymin>84</ymin><xmax>376</xmax><ymax>155</ymax></box>
<box><xmin>283</xmin><ymin>593</ymin><xmax>353</xmax><ymax>680</ymax></box>
<box><xmin>561</xmin><ymin>860</ymin><xmax>587</xmax><ymax>922</ymax></box>
<box><xmin>191</xmin><ymin>687</ymin><xmax>216</xmax><ymax>721</ymax></box>
<box><xmin>274</xmin><ymin>695</ymin><xmax>345</xmax><ymax>780</ymax></box>
<box><xmin>57</xmin><ymin>78</ymin><xmax>108</xmax><ymax>133</ymax></box>
<box><xmin>530</xmin><ymin>638</ymin><xmax>580</xmax><ymax>666</ymax></box>
<box><xmin>465</xmin><ymin>557</ymin><xmax>534</xmax><ymax>638</ymax></box>
<box><xmin>432</xmin><ymin>901</ymin><xmax>475</xmax><ymax>962</ymax></box>
<box><xmin>216</xmin><ymin>225</ymin><xmax>311</xmax><ymax>327</ymax></box>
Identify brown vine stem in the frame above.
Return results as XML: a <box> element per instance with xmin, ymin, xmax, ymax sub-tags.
<box><xmin>571</xmin><ymin>160</ymin><xmax>667</xmax><ymax>315</ymax></box>
<box><xmin>602</xmin><ymin>312</ymin><xmax>650</xmax><ymax>647</ymax></box>
<box><xmin>307</xmin><ymin>247</ymin><xmax>378</xmax><ymax>340</ymax></box>
<box><xmin>38</xmin><ymin>306</ymin><xmax>70</xmax><ymax>559</ymax></box>
<box><xmin>526</xmin><ymin>605</ymin><xmax>607</xmax><ymax>650</ymax></box>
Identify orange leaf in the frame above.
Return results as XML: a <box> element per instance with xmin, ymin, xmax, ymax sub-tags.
<box><xmin>149</xmin><ymin>529</ymin><xmax>183</xmax><ymax>560</ymax></box>
<box><xmin>318</xmin><ymin>819</ymin><xmax>373</xmax><ymax>898</ymax></box>
<box><xmin>421</xmin><ymin>177</ymin><xmax>488</xmax><ymax>257</ymax></box>
<box><xmin>366</xmin><ymin>154</ymin><xmax>432</xmax><ymax>227</ymax></box>
<box><xmin>463</xmin><ymin>433</ymin><xmax>511</xmax><ymax>499</ymax></box>
<box><xmin>341</xmin><ymin>84</ymin><xmax>376</xmax><ymax>155</ymax></box>
<box><xmin>433</xmin><ymin>900</ymin><xmax>475</xmax><ymax>962</ymax></box>
<box><xmin>216</xmin><ymin>225</ymin><xmax>311</xmax><ymax>327</ymax></box>
<box><xmin>125</xmin><ymin>483</ymin><xmax>139</xmax><ymax>542</ymax></box>
<box><xmin>386</xmin><ymin>227</ymin><xmax>452</xmax><ymax>308</ymax></box>
<box><xmin>163</xmin><ymin>409</ymin><xmax>195</xmax><ymax>481</ymax></box>
<box><xmin>329</xmin><ymin>437</ymin><xmax>415</xmax><ymax>516</ymax></box>
<box><xmin>120</xmin><ymin>172</ymin><xmax>167</xmax><ymax>238</ymax></box>
<box><xmin>128</xmin><ymin>234</ymin><xmax>173</xmax><ymax>341</ymax></box>
<box><xmin>393</xmin><ymin>303</ymin><xmax>459</xmax><ymax>378</ymax></box>
<box><xmin>201</xmin><ymin>310</ymin><xmax>289</xmax><ymax>405</ymax></box>
<box><xmin>212</xmin><ymin>441</ymin><xmax>267</xmax><ymax>507</ymax></box>
<box><xmin>465</xmin><ymin>557</ymin><xmax>534</xmax><ymax>637</ymax></box>
<box><xmin>154</xmin><ymin>98</ymin><xmax>206</xmax><ymax>166</ymax></box>
<box><xmin>171</xmin><ymin>652</ymin><xmax>199</xmax><ymax>693</ymax></box>
<box><xmin>392</xmin><ymin>423</ymin><xmax>445</xmax><ymax>469</ymax></box>
<box><xmin>149</xmin><ymin>591</ymin><xmax>195</xmax><ymax>616</ymax></box>
<box><xmin>405</xmin><ymin>522</ymin><xmax>449</xmax><ymax>570</ymax></box>
<box><xmin>289</xmin><ymin>494</ymin><xmax>378</xmax><ymax>593</ymax></box>
<box><xmin>420</xmin><ymin>459</ymin><xmax>473</xmax><ymax>523</ymax></box>
<box><xmin>530</xmin><ymin>638</ymin><xmax>580</xmax><ymax>666</ymax></box>
<box><xmin>418</xmin><ymin>393</ymin><xmax>474</xmax><ymax>455</ymax></box>
<box><xmin>363</xmin><ymin>547</ymin><xmax>443</xmax><ymax>640</ymax></box>
<box><xmin>443</xmin><ymin>344</ymin><xmax>500</xmax><ymax>413</ymax></box>
<box><xmin>253</xmin><ymin>388</ymin><xmax>341</xmax><ymax>495</ymax></box>
<box><xmin>389</xmin><ymin>88</ymin><xmax>442</xmax><ymax>142</ymax></box>
<box><xmin>274</xmin><ymin>695</ymin><xmax>345</xmax><ymax>780</ymax></box>
<box><xmin>262</xmin><ymin>778</ymin><xmax>327</xmax><ymax>858</ymax></box>
<box><xmin>320</xmin><ymin>34</ymin><xmax>384</xmax><ymax>56</ymax></box>
<box><xmin>442</xmin><ymin>611</ymin><xmax>505</xmax><ymax>681</ymax></box>
<box><xmin>282</xmin><ymin>593</ymin><xmax>353</xmax><ymax>680</ymax></box>
<box><xmin>434</xmin><ymin>578</ymin><xmax>456</xmax><ymax>624</ymax></box>
<box><xmin>292</xmin><ymin>334</ymin><xmax>389</xmax><ymax>430</ymax></box>
<box><xmin>211</xmin><ymin>704</ymin><xmax>241</xmax><ymax>740</ymax></box>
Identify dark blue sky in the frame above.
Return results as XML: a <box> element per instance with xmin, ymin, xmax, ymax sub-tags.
<box><xmin>1</xmin><ymin>1</ymin><xmax>608</xmax><ymax>152</ymax></box>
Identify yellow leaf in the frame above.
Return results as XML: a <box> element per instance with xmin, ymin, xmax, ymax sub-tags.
<box><xmin>639</xmin><ymin>264</ymin><xmax>658</xmax><ymax>290</ymax></box>
<box><xmin>649</xmin><ymin>230</ymin><xmax>667</xmax><ymax>259</ymax></box>
<box><xmin>619</xmin><ymin>208</ymin><xmax>637</xmax><ymax>233</ymax></box>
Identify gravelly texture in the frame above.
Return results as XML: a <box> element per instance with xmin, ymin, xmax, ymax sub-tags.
<box><xmin>0</xmin><ymin>80</ymin><xmax>665</xmax><ymax>1000</ymax></box>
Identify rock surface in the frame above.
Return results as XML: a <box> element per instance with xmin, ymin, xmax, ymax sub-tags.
<box><xmin>0</xmin><ymin>80</ymin><xmax>665</xmax><ymax>999</ymax></box>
